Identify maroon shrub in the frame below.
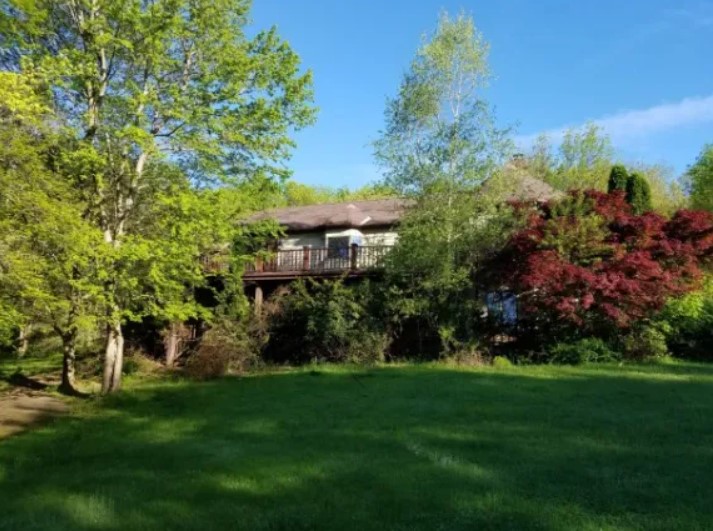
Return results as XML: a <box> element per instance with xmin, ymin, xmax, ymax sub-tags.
<box><xmin>495</xmin><ymin>190</ymin><xmax>713</xmax><ymax>337</ymax></box>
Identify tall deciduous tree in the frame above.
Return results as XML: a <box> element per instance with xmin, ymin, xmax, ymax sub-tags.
<box><xmin>373</xmin><ymin>12</ymin><xmax>512</xmax><ymax>354</ymax></box>
<box><xmin>3</xmin><ymin>0</ymin><xmax>315</xmax><ymax>392</ymax></box>
<box><xmin>532</xmin><ymin>124</ymin><xmax>613</xmax><ymax>192</ymax></box>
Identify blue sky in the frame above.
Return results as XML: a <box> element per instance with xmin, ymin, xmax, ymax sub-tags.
<box><xmin>251</xmin><ymin>0</ymin><xmax>713</xmax><ymax>188</ymax></box>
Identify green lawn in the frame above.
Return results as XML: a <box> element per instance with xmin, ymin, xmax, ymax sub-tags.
<box><xmin>2</xmin><ymin>362</ymin><xmax>713</xmax><ymax>530</ymax></box>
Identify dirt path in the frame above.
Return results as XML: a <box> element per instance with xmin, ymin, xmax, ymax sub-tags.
<box><xmin>0</xmin><ymin>391</ymin><xmax>69</xmax><ymax>439</ymax></box>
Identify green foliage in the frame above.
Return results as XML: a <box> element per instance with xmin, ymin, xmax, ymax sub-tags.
<box><xmin>374</xmin><ymin>12</ymin><xmax>510</xmax><ymax>195</ymax></box>
<box><xmin>686</xmin><ymin>144</ymin><xmax>713</xmax><ymax>212</ymax></box>
<box><xmin>264</xmin><ymin>280</ymin><xmax>387</xmax><ymax>364</ymax></box>
<box><xmin>2</xmin><ymin>0</ymin><xmax>316</xmax><ymax>390</ymax></box>
<box><xmin>528</xmin><ymin>133</ymin><xmax>684</xmax><ymax>215</ymax></box>
<box><xmin>658</xmin><ymin>276</ymin><xmax>713</xmax><ymax>359</ymax></box>
<box><xmin>607</xmin><ymin>164</ymin><xmax>629</xmax><ymax>193</ymax></box>
<box><xmin>625</xmin><ymin>172</ymin><xmax>653</xmax><ymax>214</ymax></box>
<box><xmin>282</xmin><ymin>181</ymin><xmax>395</xmax><ymax>206</ymax></box>
<box><xmin>373</xmin><ymin>13</ymin><xmax>515</xmax><ymax>358</ymax></box>
<box><xmin>0</xmin><ymin>72</ymin><xmax>105</xmax><ymax>357</ymax></box>
<box><xmin>622</xmin><ymin>325</ymin><xmax>669</xmax><ymax>360</ymax></box>
<box><xmin>539</xmin><ymin>192</ymin><xmax>611</xmax><ymax>265</ymax></box>
<box><xmin>492</xmin><ymin>355</ymin><xmax>513</xmax><ymax>368</ymax></box>
<box><xmin>548</xmin><ymin>338</ymin><xmax>620</xmax><ymax>365</ymax></box>
<box><xmin>534</xmin><ymin>124</ymin><xmax>613</xmax><ymax>192</ymax></box>
<box><xmin>629</xmin><ymin>162</ymin><xmax>688</xmax><ymax>215</ymax></box>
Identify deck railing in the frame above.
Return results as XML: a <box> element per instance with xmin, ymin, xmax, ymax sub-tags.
<box><xmin>245</xmin><ymin>245</ymin><xmax>393</xmax><ymax>275</ymax></box>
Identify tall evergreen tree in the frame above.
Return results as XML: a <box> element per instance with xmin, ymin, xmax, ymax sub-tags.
<box><xmin>607</xmin><ymin>164</ymin><xmax>629</xmax><ymax>193</ymax></box>
<box><xmin>626</xmin><ymin>172</ymin><xmax>653</xmax><ymax>214</ymax></box>
<box><xmin>373</xmin><ymin>12</ymin><xmax>513</xmax><ymax>355</ymax></box>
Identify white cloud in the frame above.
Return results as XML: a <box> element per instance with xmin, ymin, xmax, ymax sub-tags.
<box><xmin>515</xmin><ymin>94</ymin><xmax>713</xmax><ymax>149</ymax></box>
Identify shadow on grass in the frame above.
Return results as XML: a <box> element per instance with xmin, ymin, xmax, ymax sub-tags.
<box><xmin>1</xmin><ymin>365</ymin><xmax>713</xmax><ymax>530</ymax></box>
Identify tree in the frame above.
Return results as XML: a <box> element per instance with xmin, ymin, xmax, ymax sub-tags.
<box><xmin>493</xmin><ymin>190</ymin><xmax>713</xmax><ymax>345</ymax></box>
<box><xmin>607</xmin><ymin>164</ymin><xmax>629</xmax><ymax>193</ymax></box>
<box><xmin>629</xmin><ymin>162</ymin><xmax>687</xmax><ymax>216</ymax></box>
<box><xmin>3</xmin><ymin>0</ymin><xmax>315</xmax><ymax>392</ymax></box>
<box><xmin>626</xmin><ymin>172</ymin><xmax>653</xmax><ymax>214</ymax></box>
<box><xmin>373</xmin><ymin>12</ymin><xmax>513</xmax><ymax>355</ymax></box>
<box><xmin>0</xmin><ymin>72</ymin><xmax>104</xmax><ymax>393</ymax></box>
<box><xmin>532</xmin><ymin>124</ymin><xmax>613</xmax><ymax>192</ymax></box>
<box><xmin>686</xmin><ymin>144</ymin><xmax>713</xmax><ymax>212</ymax></box>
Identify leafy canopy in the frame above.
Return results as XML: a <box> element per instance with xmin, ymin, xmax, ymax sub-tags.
<box><xmin>495</xmin><ymin>190</ymin><xmax>713</xmax><ymax>339</ymax></box>
<box><xmin>686</xmin><ymin>144</ymin><xmax>713</xmax><ymax>212</ymax></box>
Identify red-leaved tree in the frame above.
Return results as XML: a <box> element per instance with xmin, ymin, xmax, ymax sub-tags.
<box><xmin>493</xmin><ymin>190</ymin><xmax>713</xmax><ymax>337</ymax></box>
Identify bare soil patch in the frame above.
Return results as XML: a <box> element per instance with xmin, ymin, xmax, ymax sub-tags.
<box><xmin>0</xmin><ymin>389</ymin><xmax>69</xmax><ymax>439</ymax></box>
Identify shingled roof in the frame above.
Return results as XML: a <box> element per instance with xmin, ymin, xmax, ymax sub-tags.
<box><xmin>248</xmin><ymin>173</ymin><xmax>562</xmax><ymax>232</ymax></box>
<box><xmin>247</xmin><ymin>198</ymin><xmax>411</xmax><ymax>231</ymax></box>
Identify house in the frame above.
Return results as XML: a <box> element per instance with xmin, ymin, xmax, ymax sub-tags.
<box><xmin>244</xmin><ymin>198</ymin><xmax>408</xmax><ymax>304</ymax></box>
<box><xmin>243</xmin><ymin>171</ymin><xmax>562</xmax><ymax>306</ymax></box>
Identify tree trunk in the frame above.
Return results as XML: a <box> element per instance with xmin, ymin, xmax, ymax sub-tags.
<box><xmin>164</xmin><ymin>322</ymin><xmax>181</xmax><ymax>367</ymax></box>
<box><xmin>102</xmin><ymin>321</ymin><xmax>124</xmax><ymax>394</ymax></box>
<box><xmin>17</xmin><ymin>324</ymin><xmax>30</xmax><ymax>357</ymax></box>
<box><xmin>59</xmin><ymin>330</ymin><xmax>79</xmax><ymax>395</ymax></box>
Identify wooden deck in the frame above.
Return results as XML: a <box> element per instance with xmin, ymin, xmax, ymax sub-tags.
<box><xmin>243</xmin><ymin>245</ymin><xmax>392</xmax><ymax>281</ymax></box>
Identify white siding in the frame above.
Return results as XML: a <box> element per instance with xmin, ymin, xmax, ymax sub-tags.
<box><xmin>279</xmin><ymin>228</ymin><xmax>398</xmax><ymax>249</ymax></box>
<box><xmin>279</xmin><ymin>232</ymin><xmax>325</xmax><ymax>250</ymax></box>
<box><xmin>362</xmin><ymin>229</ymin><xmax>398</xmax><ymax>246</ymax></box>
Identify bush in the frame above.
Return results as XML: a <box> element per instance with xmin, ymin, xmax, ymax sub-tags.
<box><xmin>263</xmin><ymin>279</ymin><xmax>388</xmax><ymax>365</ymax></box>
<box><xmin>185</xmin><ymin>348</ymin><xmax>230</xmax><ymax>380</ymax></box>
<box><xmin>657</xmin><ymin>276</ymin><xmax>713</xmax><ymax>359</ymax></box>
<box><xmin>122</xmin><ymin>349</ymin><xmax>163</xmax><ymax>376</ymax></box>
<box><xmin>492</xmin><ymin>355</ymin><xmax>513</xmax><ymax>368</ymax></box>
<box><xmin>548</xmin><ymin>338</ymin><xmax>620</xmax><ymax>365</ymax></box>
<box><xmin>622</xmin><ymin>325</ymin><xmax>669</xmax><ymax>360</ymax></box>
<box><xmin>186</xmin><ymin>318</ymin><xmax>262</xmax><ymax>379</ymax></box>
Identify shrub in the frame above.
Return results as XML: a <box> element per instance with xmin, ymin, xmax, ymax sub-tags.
<box><xmin>345</xmin><ymin>330</ymin><xmax>389</xmax><ymax>365</ymax></box>
<box><xmin>657</xmin><ymin>275</ymin><xmax>713</xmax><ymax>359</ymax></box>
<box><xmin>492</xmin><ymin>355</ymin><xmax>513</xmax><ymax>368</ymax></box>
<box><xmin>122</xmin><ymin>349</ymin><xmax>163</xmax><ymax>376</ymax></box>
<box><xmin>622</xmin><ymin>325</ymin><xmax>669</xmax><ymax>360</ymax></box>
<box><xmin>263</xmin><ymin>279</ymin><xmax>388</xmax><ymax>365</ymax></box>
<box><xmin>187</xmin><ymin>318</ymin><xmax>262</xmax><ymax>379</ymax></box>
<box><xmin>493</xmin><ymin>190</ymin><xmax>713</xmax><ymax>344</ymax></box>
<box><xmin>185</xmin><ymin>348</ymin><xmax>230</xmax><ymax>380</ymax></box>
<box><xmin>548</xmin><ymin>338</ymin><xmax>620</xmax><ymax>365</ymax></box>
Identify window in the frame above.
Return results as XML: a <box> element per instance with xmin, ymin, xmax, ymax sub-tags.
<box><xmin>486</xmin><ymin>292</ymin><xmax>518</xmax><ymax>326</ymax></box>
<box><xmin>327</xmin><ymin>236</ymin><xmax>350</xmax><ymax>259</ymax></box>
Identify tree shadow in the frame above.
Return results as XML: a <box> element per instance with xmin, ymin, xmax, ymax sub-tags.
<box><xmin>1</xmin><ymin>366</ymin><xmax>713</xmax><ymax>530</ymax></box>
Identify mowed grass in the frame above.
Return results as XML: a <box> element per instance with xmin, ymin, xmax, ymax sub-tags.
<box><xmin>2</xmin><ymin>362</ymin><xmax>713</xmax><ymax>530</ymax></box>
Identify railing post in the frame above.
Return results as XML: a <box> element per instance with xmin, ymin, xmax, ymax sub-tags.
<box><xmin>255</xmin><ymin>256</ymin><xmax>263</xmax><ymax>272</ymax></box>
<box><xmin>302</xmin><ymin>246</ymin><xmax>310</xmax><ymax>270</ymax></box>
<box><xmin>350</xmin><ymin>243</ymin><xmax>358</xmax><ymax>270</ymax></box>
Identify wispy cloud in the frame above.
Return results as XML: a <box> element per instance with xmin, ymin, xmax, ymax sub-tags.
<box><xmin>664</xmin><ymin>2</ymin><xmax>713</xmax><ymax>28</ymax></box>
<box><xmin>515</xmin><ymin>94</ymin><xmax>713</xmax><ymax>148</ymax></box>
